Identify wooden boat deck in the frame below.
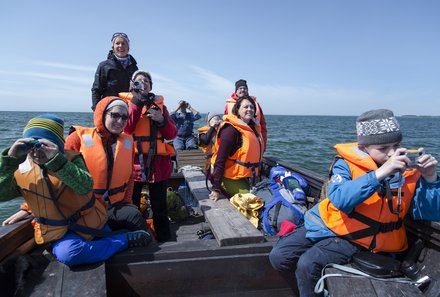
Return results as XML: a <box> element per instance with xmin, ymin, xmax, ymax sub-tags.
<box><xmin>1</xmin><ymin>153</ymin><xmax>439</xmax><ymax>296</ymax></box>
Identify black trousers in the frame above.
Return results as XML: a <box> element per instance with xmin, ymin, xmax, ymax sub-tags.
<box><xmin>107</xmin><ymin>202</ymin><xmax>147</xmax><ymax>232</ymax></box>
<box><xmin>133</xmin><ymin>181</ymin><xmax>170</xmax><ymax>242</ymax></box>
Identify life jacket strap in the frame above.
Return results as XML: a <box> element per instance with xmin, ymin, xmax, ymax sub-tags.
<box><xmin>340</xmin><ymin>211</ymin><xmax>403</xmax><ymax>242</ymax></box>
<box><xmin>234</xmin><ymin>160</ymin><xmax>261</xmax><ymax>185</ymax></box>
<box><xmin>133</xmin><ymin>135</ymin><xmax>164</xmax><ymax>143</ymax></box>
<box><xmin>93</xmin><ymin>183</ymin><xmax>128</xmax><ymax>197</ymax></box>
<box><xmin>34</xmin><ymin>195</ymin><xmax>96</xmax><ymax>227</ymax></box>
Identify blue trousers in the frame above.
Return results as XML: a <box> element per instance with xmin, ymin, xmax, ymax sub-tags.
<box><xmin>51</xmin><ymin>225</ymin><xmax>128</xmax><ymax>267</ymax></box>
<box><xmin>269</xmin><ymin>226</ymin><xmax>361</xmax><ymax>297</ymax></box>
<box><xmin>173</xmin><ymin>135</ymin><xmax>197</xmax><ymax>150</ymax></box>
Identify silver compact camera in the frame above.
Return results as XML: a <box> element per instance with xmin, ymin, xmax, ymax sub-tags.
<box><xmin>132</xmin><ymin>80</ymin><xmax>145</xmax><ymax>91</ymax></box>
<box><xmin>406</xmin><ymin>150</ymin><xmax>422</xmax><ymax>168</ymax></box>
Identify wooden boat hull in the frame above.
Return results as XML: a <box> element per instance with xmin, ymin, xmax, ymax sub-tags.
<box><xmin>1</xmin><ymin>154</ymin><xmax>439</xmax><ymax>297</ymax></box>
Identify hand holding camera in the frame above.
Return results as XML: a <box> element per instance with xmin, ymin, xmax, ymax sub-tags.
<box><xmin>405</xmin><ymin>149</ymin><xmax>422</xmax><ymax>169</ymax></box>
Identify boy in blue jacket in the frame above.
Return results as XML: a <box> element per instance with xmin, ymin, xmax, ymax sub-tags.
<box><xmin>269</xmin><ymin>109</ymin><xmax>439</xmax><ymax>296</ymax></box>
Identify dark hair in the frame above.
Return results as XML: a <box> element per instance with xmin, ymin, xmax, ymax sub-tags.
<box><xmin>231</xmin><ymin>95</ymin><xmax>257</xmax><ymax>118</ymax></box>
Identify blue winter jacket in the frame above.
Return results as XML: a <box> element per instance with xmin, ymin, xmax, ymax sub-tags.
<box><xmin>171</xmin><ymin>111</ymin><xmax>201</xmax><ymax>137</ymax></box>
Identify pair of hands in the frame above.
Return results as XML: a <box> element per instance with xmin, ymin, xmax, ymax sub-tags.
<box><xmin>8</xmin><ymin>138</ymin><xmax>59</xmax><ymax>164</ymax></box>
<box><xmin>178</xmin><ymin>100</ymin><xmax>190</xmax><ymax>109</ymax></box>
<box><xmin>131</xmin><ymin>92</ymin><xmax>165</xmax><ymax>124</ymax></box>
<box><xmin>376</xmin><ymin>148</ymin><xmax>438</xmax><ymax>183</ymax></box>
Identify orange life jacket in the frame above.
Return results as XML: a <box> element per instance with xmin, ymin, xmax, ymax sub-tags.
<box><xmin>318</xmin><ymin>142</ymin><xmax>420</xmax><ymax>252</ymax></box>
<box><xmin>14</xmin><ymin>151</ymin><xmax>107</xmax><ymax>244</ymax></box>
<box><xmin>211</xmin><ymin>115</ymin><xmax>263</xmax><ymax>179</ymax></box>
<box><xmin>73</xmin><ymin>126</ymin><xmax>133</xmax><ymax>206</ymax></box>
<box><xmin>197</xmin><ymin>125</ymin><xmax>218</xmax><ymax>171</ymax></box>
<box><xmin>119</xmin><ymin>92</ymin><xmax>175</xmax><ymax>157</ymax></box>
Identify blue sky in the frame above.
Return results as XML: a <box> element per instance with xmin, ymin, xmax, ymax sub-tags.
<box><xmin>0</xmin><ymin>0</ymin><xmax>439</xmax><ymax>116</ymax></box>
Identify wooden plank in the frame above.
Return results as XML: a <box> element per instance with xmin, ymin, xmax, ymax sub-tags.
<box><xmin>182</xmin><ymin>169</ymin><xmax>265</xmax><ymax>246</ymax></box>
<box><xmin>0</xmin><ymin>217</ymin><xmax>34</xmax><ymax>262</ymax></box>
<box><xmin>107</xmin><ymin>248</ymin><xmax>289</xmax><ymax>297</ymax></box>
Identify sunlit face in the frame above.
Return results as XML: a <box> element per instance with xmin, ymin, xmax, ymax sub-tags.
<box><xmin>134</xmin><ymin>74</ymin><xmax>151</xmax><ymax>95</ymax></box>
<box><xmin>105</xmin><ymin>106</ymin><xmax>129</xmax><ymax>134</ymax></box>
<box><xmin>235</xmin><ymin>86</ymin><xmax>248</xmax><ymax>98</ymax></box>
<box><xmin>237</xmin><ymin>99</ymin><xmax>255</xmax><ymax>124</ymax></box>
<box><xmin>112</xmin><ymin>37</ymin><xmax>129</xmax><ymax>58</ymax></box>
<box><xmin>362</xmin><ymin>142</ymin><xmax>401</xmax><ymax>165</ymax></box>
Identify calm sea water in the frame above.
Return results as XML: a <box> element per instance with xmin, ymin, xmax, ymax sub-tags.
<box><xmin>0</xmin><ymin>111</ymin><xmax>439</xmax><ymax>222</ymax></box>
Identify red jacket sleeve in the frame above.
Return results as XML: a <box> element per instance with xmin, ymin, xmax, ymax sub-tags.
<box><xmin>64</xmin><ymin>131</ymin><xmax>82</xmax><ymax>152</ymax></box>
<box><xmin>125</xmin><ymin>101</ymin><xmax>143</xmax><ymax>134</ymax></box>
<box><xmin>158</xmin><ymin>106</ymin><xmax>178</xmax><ymax>140</ymax></box>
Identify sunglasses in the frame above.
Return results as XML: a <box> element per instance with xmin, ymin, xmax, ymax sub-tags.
<box><xmin>108</xmin><ymin>112</ymin><xmax>129</xmax><ymax>121</ymax></box>
<box><xmin>111</xmin><ymin>32</ymin><xmax>129</xmax><ymax>41</ymax></box>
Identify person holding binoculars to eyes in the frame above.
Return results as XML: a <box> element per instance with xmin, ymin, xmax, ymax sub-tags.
<box><xmin>0</xmin><ymin>113</ymin><xmax>151</xmax><ymax>267</ymax></box>
<box><xmin>171</xmin><ymin>100</ymin><xmax>201</xmax><ymax>151</ymax></box>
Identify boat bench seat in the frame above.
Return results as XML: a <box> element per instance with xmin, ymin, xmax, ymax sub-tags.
<box><xmin>182</xmin><ymin>169</ymin><xmax>265</xmax><ymax>247</ymax></box>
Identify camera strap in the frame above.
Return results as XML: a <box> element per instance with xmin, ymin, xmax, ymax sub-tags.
<box><xmin>384</xmin><ymin>175</ymin><xmax>402</xmax><ymax>215</ymax></box>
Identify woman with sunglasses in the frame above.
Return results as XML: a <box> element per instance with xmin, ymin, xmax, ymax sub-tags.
<box><xmin>91</xmin><ymin>32</ymin><xmax>138</xmax><ymax>111</ymax></box>
<box><xmin>65</xmin><ymin>96</ymin><xmax>149</xmax><ymax>233</ymax></box>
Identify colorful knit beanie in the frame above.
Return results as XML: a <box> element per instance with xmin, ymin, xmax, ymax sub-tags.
<box><xmin>23</xmin><ymin>114</ymin><xmax>65</xmax><ymax>152</ymax></box>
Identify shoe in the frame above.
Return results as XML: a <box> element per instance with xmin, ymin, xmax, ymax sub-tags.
<box><xmin>126</xmin><ymin>230</ymin><xmax>152</xmax><ymax>248</ymax></box>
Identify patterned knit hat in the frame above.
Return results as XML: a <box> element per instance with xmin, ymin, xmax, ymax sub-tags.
<box><xmin>235</xmin><ymin>79</ymin><xmax>248</xmax><ymax>92</ymax></box>
<box><xmin>23</xmin><ymin>114</ymin><xmax>65</xmax><ymax>152</ymax></box>
<box><xmin>356</xmin><ymin>109</ymin><xmax>402</xmax><ymax>145</ymax></box>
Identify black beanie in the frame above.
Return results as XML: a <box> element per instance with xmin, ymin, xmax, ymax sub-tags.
<box><xmin>235</xmin><ymin>79</ymin><xmax>248</xmax><ymax>92</ymax></box>
<box><xmin>356</xmin><ymin>109</ymin><xmax>402</xmax><ymax>145</ymax></box>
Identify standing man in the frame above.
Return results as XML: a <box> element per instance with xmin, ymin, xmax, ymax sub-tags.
<box><xmin>225</xmin><ymin>79</ymin><xmax>267</xmax><ymax>150</ymax></box>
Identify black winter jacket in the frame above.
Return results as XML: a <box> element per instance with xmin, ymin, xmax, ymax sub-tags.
<box><xmin>91</xmin><ymin>52</ymin><xmax>138</xmax><ymax>111</ymax></box>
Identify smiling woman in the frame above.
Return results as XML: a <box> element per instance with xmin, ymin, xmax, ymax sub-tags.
<box><xmin>64</xmin><ymin>96</ymin><xmax>149</xmax><ymax>234</ymax></box>
<box><xmin>209</xmin><ymin>95</ymin><xmax>264</xmax><ymax>201</ymax></box>
<box><xmin>91</xmin><ymin>32</ymin><xmax>138</xmax><ymax>111</ymax></box>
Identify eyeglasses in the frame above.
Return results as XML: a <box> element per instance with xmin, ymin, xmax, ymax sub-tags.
<box><xmin>108</xmin><ymin>112</ymin><xmax>129</xmax><ymax>121</ymax></box>
<box><xmin>111</xmin><ymin>32</ymin><xmax>129</xmax><ymax>42</ymax></box>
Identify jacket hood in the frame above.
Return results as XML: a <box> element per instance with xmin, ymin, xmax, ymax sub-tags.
<box><xmin>94</xmin><ymin>96</ymin><xmax>124</xmax><ymax>137</ymax></box>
